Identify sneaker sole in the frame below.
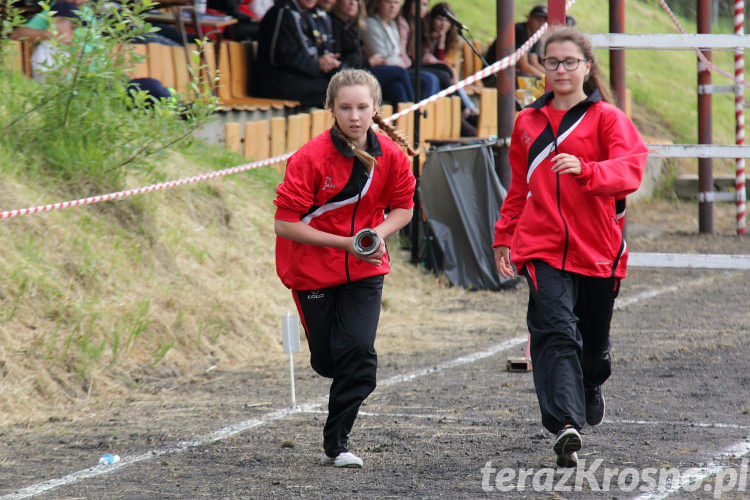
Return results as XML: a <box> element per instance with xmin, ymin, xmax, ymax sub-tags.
<box><xmin>334</xmin><ymin>461</ymin><xmax>363</xmax><ymax>468</ymax></box>
<box><xmin>326</xmin><ymin>454</ymin><xmax>363</xmax><ymax>468</ymax></box>
<box><xmin>586</xmin><ymin>394</ymin><xmax>606</xmax><ymax>426</ymax></box>
<box><xmin>556</xmin><ymin>451</ymin><xmax>578</xmax><ymax>468</ymax></box>
<box><xmin>554</xmin><ymin>429</ymin><xmax>582</xmax><ymax>468</ymax></box>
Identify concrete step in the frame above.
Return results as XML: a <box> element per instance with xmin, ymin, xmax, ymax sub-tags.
<box><xmin>673</xmin><ymin>174</ymin><xmax>748</xmax><ymax>199</ymax></box>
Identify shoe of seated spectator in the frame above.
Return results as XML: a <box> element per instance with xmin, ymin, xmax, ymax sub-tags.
<box><xmin>326</xmin><ymin>451</ymin><xmax>363</xmax><ymax>468</ymax></box>
<box><xmin>553</xmin><ymin>426</ymin><xmax>581</xmax><ymax>468</ymax></box>
<box><xmin>462</xmin><ymin>108</ymin><xmax>480</xmax><ymax>127</ymax></box>
<box><xmin>585</xmin><ymin>385</ymin><xmax>605</xmax><ymax>426</ymax></box>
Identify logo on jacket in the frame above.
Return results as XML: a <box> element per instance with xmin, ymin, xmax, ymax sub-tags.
<box><xmin>522</xmin><ymin>130</ymin><xmax>531</xmax><ymax>145</ymax></box>
<box><xmin>323</xmin><ymin>176</ymin><xmax>336</xmax><ymax>191</ymax></box>
<box><xmin>307</xmin><ymin>290</ymin><xmax>325</xmax><ymax>300</ymax></box>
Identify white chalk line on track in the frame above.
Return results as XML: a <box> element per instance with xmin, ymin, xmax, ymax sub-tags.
<box><xmin>0</xmin><ymin>336</ymin><xmax>521</xmax><ymax>499</ymax></box>
<box><xmin>1</xmin><ymin>275</ymin><xmax>744</xmax><ymax>499</ymax></box>
<box><xmin>633</xmin><ymin>440</ymin><xmax>750</xmax><ymax>500</ymax></box>
<box><xmin>613</xmin><ymin>274</ymin><xmax>724</xmax><ymax>310</ymax></box>
<box><xmin>629</xmin><ymin>252</ymin><xmax>750</xmax><ymax>270</ymax></box>
<box><xmin>299</xmin><ymin>409</ymin><xmax>750</xmax><ymax>431</ymax></box>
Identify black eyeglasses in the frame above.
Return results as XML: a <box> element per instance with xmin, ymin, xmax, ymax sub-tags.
<box><xmin>542</xmin><ymin>57</ymin><xmax>587</xmax><ymax>71</ymax></box>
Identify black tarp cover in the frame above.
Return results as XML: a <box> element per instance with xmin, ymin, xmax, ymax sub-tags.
<box><xmin>418</xmin><ymin>139</ymin><xmax>513</xmax><ymax>291</ymax></box>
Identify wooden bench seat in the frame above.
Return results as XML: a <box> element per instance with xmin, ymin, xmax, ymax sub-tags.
<box><xmin>216</xmin><ymin>40</ymin><xmax>299</xmax><ymax>110</ymax></box>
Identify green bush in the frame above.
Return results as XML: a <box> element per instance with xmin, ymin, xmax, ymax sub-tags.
<box><xmin>0</xmin><ymin>0</ymin><xmax>219</xmax><ymax>194</ymax></box>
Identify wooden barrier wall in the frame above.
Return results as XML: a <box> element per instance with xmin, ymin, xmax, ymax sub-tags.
<box><xmin>223</xmin><ymin>98</ymin><xmax>487</xmax><ymax>172</ymax></box>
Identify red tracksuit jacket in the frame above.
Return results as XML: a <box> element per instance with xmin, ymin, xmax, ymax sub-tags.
<box><xmin>274</xmin><ymin>128</ymin><xmax>416</xmax><ymax>290</ymax></box>
<box><xmin>493</xmin><ymin>90</ymin><xmax>648</xmax><ymax>279</ymax></box>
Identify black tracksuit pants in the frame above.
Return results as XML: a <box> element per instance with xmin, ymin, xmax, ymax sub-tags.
<box><xmin>293</xmin><ymin>275</ymin><xmax>383</xmax><ymax>457</ymax></box>
<box><xmin>524</xmin><ymin>260</ymin><xmax>620</xmax><ymax>434</ymax></box>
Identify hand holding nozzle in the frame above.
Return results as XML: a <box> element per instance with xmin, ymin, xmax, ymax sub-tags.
<box><xmin>353</xmin><ymin>228</ymin><xmax>381</xmax><ymax>256</ymax></box>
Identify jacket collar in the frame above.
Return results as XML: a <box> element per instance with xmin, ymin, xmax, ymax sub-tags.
<box><xmin>329</xmin><ymin>127</ymin><xmax>383</xmax><ymax>158</ymax></box>
<box><xmin>529</xmin><ymin>88</ymin><xmax>602</xmax><ymax>111</ymax></box>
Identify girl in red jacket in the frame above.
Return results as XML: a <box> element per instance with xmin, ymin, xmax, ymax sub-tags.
<box><xmin>274</xmin><ymin>69</ymin><xmax>416</xmax><ymax>468</ymax></box>
<box><xmin>493</xmin><ymin>27</ymin><xmax>648</xmax><ymax>468</ymax></box>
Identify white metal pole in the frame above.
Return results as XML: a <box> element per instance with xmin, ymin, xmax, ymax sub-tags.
<box><xmin>282</xmin><ymin>312</ymin><xmax>300</xmax><ymax>409</ymax></box>
<box><xmin>288</xmin><ymin>350</ymin><xmax>296</xmax><ymax>408</ymax></box>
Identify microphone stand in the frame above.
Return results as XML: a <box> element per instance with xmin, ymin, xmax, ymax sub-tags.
<box><xmin>455</xmin><ymin>23</ymin><xmax>524</xmax><ymax>111</ymax></box>
<box><xmin>410</xmin><ymin>0</ymin><xmax>423</xmax><ymax>265</ymax></box>
<box><xmin>455</xmin><ymin>25</ymin><xmax>490</xmax><ymax>69</ymax></box>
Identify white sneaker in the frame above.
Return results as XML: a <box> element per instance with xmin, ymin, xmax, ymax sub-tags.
<box><xmin>327</xmin><ymin>451</ymin><xmax>363</xmax><ymax>468</ymax></box>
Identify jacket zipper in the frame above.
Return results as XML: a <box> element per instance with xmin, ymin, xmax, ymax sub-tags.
<box><xmin>345</xmin><ymin>163</ymin><xmax>365</xmax><ymax>283</ymax></box>
<box><xmin>552</xmin><ymin>135</ymin><xmax>570</xmax><ymax>270</ymax></box>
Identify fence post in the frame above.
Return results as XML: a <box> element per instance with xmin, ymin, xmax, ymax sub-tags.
<box><xmin>698</xmin><ymin>0</ymin><xmax>714</xmax><ymax>233</ymax></box>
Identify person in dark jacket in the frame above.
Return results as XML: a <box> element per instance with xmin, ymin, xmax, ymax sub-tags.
<box><xmin>330</xmin><ymin>0</ymin><xmax>414</xmax><ymax>104</ymax></box>
<box><xmin>484</xmin><ymin>4</ymin><xmax>547</xmax><ymax>87</ymax></box>
<box><xmin>274</xmin><ymin>69</ymin><xmax>416</xmax><ymax>468</ymax></box>
<box><xmin>254</xmin><ymin>0</ymin><xmax>341</xmax><ymax>106</ymax></box>
<box><xmin>493</xmin><ymin>26</ymin><xmax>648</xmax><ymax>469</ymax></box>
<box><xmin>304</xmin><ymin>0</ymin><xmax>336</xmax><ymax>54</ymax></box>
<box><xmin>206</xmin><ymin>0</ymin><xmax>261</xmax><ymax>41</ymax></box>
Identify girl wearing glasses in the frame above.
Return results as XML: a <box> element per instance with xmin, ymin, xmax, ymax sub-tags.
<box><xmin>493</xmin><ymin>26</ymin><xmax>648</xmax><ymax>468</ymax></box>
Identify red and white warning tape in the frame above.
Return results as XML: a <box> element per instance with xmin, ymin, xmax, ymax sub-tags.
<box><xmin>658</xmin><ymin>0</ymin><xmax>746</xmax><ymax>85</ymax></box>
<box><xmin>0</xmin><ymin>0</ymin><xmax>576</xmax><ymax>221</ymax></box>
<box><xmin>734</xmin><ymin>0</ymin><xmax>746</xmax><ymax>234</ymax></box>
<box><xmin>0</xmin><ymin>153</ymin><xmax>293</xmax><ymax>220</ymax></box>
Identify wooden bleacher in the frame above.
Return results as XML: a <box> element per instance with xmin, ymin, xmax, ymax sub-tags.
<box><xmin>216</xmin><ymin>40</ymin><xmax>300</xmax><ymax>111</ymax></box>
<box><xmin>5</xmin><ymin>39</ymin><xmax>33</xmax><ymax>78</ymax></box>
<box><xmin>461</xmin><ymin>39</ymin><xmax>485</xmax><ymax>95</ymax></box>
<box><xmin>8</xmin><ymin>37</ymin><xmax>299</xmax><ymax>112</ymax></box>
<box><xmin>223</xmin><ymin>95</ymin><xmax>485</xmax><ymax>172</ymax></box>
<box><xmin>6</xmin><ymin>36</ymin><xmax>505</xmax><ymax>159</ymax></box>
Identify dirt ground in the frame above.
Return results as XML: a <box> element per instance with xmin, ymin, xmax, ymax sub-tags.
<box><xmin>0</xmin><ymin>199</ymin><xmax>748</xmax><ymax>499</ymax></box>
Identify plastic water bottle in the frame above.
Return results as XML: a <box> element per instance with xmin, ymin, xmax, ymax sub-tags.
<box><xmin>98</xmin><ymin>453</ymin><xmax>121</xmax><ymax>465</ymax></box>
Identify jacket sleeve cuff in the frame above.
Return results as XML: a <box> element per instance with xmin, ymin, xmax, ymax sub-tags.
<box><xmin>575</xmin><ymin>160</ymin><xmax>593</xmax><ymax>184</ymax></box>
<box><xmin>274</xmin><ymin>206</ymin><xmax>302</xmax><ymax>222</ymax></box>
<box><xmin>493</xmin><ymin>233</ymin><xmax>512</xmax><ymax>248</ymax></box>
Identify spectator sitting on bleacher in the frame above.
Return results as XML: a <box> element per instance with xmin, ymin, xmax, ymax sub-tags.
<box><xmin>304</xmin><ymin>0</ymin><xmax>336</xmax><ymax>54</ymax></box>
<box><xmin>423</xmin><ymin>2</ymin><xmax>478</xmax><ymax>135</ymax></box>
<box><xmin>484</xmin><ymin>4</ymin><xmax>547</xmax><ymax>86</ymax></box>
<box><xmin>330</xmin><ymin>0</ymin><xmax>414</xmax><ymax>105</ymax></box>
<box><xmin>255</xmin><ymin>0</ymin><xmax>340</xmax><ymax>107</ymax></box>
<box><xmin>206</xmin><ymin>0</ymin><xmax>262</xmax><ymax>41</ymax></box>
<box><xmin>109</xmin><ymin>0</ymin><xmax>194</xmax><ymax>46</ymax></box>
<box><xmin>9</xmin><ymin>0</ymin><xmax>86</xmax><ymax>48</ymax></box>
<box><xmin>361</xmin><ymin>0</ymin><xmax>439</xmax><ymax>100</ymax></box>
<box><xmin>10</xmin><ymin>0</ymin><xmax>172</xmax><ymax>103</ymax></box>
<box><xmin>398</xmin><ymin>0</ymin><xmax>453</xmax><ymax>92</ymax></box>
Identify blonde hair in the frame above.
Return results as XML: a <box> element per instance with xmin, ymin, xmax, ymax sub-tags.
<box><xmin>326</xmin><ymin>69</ymin><xmax>416</xmax><ymax>171</ymax></box>
<box><xmin>542</xmin><ymin>26</ymin><xmax>612</xmax><ymax>103</ymax></box>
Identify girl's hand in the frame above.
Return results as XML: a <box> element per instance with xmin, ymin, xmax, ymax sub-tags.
<box><xmin>369</xmin><ymin>53</ymin><xmax>386</xmax><ymax>66</ymax></box>
<box><xmin>550</xmin><ymin>153</ymin><xmax>582</xmax><ymax>175</ymax></box>
<box><xmin>494</xmin><ymin>245</ymin><xmax>514</xmax><ymax>278</ymax></box>
<box><xmin>349</xmin><ymin>232</ymin><xmax>386</xmax><ymax>266</ymax></box>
